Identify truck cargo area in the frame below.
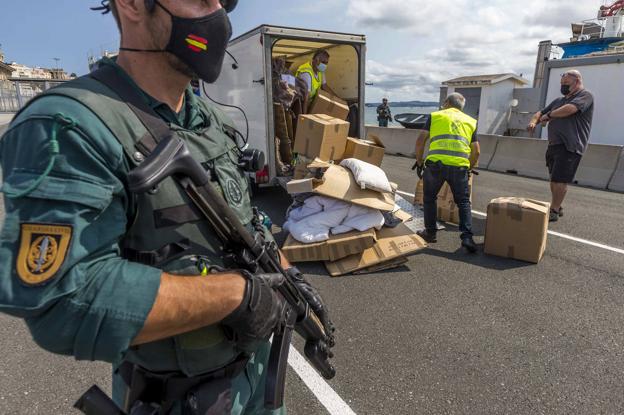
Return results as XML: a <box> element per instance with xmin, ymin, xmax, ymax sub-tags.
<box><xmin>200</xmin><ymin>25</ymin><xmax>366</xmax><ymax>187</ymax></box>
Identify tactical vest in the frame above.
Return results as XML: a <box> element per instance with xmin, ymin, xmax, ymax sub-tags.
<box><xmin>295</xmin><ymin>61</ymin><xmax>323</xmax><ymax>102</ymax></box>
<box><xmin>426</xmin><ymin>108</ymin><xmax>477</xmax><ymax>168</ymax></box>
<box><xmin>35</xmin><ymin>75</ymin><xmax>254</xmax><ymax>376</ymax></box>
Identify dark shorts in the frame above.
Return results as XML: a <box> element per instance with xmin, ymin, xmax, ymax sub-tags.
<box><xmin>545</xmin><ymin>144</ymin><xmax>582</xmax><ymax>183</ymax></box>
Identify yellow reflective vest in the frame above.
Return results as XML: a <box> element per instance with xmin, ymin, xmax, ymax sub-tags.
<box><xmin>295</xmin><ymin>61</ymin><xmax>323</xmax><ymax>102</ymax></box>
<box><xmin>426</xmin><ymin>108</ymin><xmax>477</xmax><ymax>168</ymax></box>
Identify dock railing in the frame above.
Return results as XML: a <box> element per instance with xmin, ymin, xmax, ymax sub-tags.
<box><xmin>0</xmin><ymin>79</ymin><xmax>66</xmax><ymax>113</ymax></box>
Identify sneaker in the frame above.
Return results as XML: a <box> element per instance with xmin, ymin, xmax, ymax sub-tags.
<box><xmin>417</xmin><ymin>229</ymin><xmax>437</xmax><ymax>243</ymax></box>
<box><xmin>549</xmin><ymin>209</ymin><xmax>559</xmax><ymax>222</ymax></box>
<box><xmin>461</xmin><ymin>237</ymin><xmax>477</xmax><ymax>253</ymax></box>
<box><xmin>558</xmin><ymin>206</ymin><xmax>564</xmax><ymax>217</ymax></box>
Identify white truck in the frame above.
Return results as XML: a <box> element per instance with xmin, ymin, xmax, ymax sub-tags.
<box><xmin>201</xmin><ymin>25</ymin><xmax>367</xmax><ymax>187</ymax></box>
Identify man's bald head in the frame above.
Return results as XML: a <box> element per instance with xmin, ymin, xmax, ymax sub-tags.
<box><xmin>563</xmin><ymin>69</ymin><xmax>582</xmax><ymax>82</ymax></box>
<box><xmin>560</xmin><ymin>69</ymin><xmax>583</xmax><ymax>96</ymax></box>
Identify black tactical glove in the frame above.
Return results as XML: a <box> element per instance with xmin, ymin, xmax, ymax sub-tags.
<box><xmin>411</xmin><ymin>160</ymin><xmax>424</xmax><ymax>179</ymax></box>
<box><xmin>286</xmin><ymin>266</ymin><xmax>335</xmax><ymax>346</ymax></box>
<box><xmin>222</xmin><ymin>271</ymin><xmax>288</xmax><ymax>351</ymax></box>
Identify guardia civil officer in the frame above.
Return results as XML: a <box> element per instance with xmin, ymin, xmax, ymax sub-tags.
<box><xmin>414</xmin><ymin>93</ymin><xmax>481</xmax><ymax>253</ymax></box>
<box><xmin>0</xmin><ymin>1</ymin><xmax>331</xmax><ymax>413</ymax></box>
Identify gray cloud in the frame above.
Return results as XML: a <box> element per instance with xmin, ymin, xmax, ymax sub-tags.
<box><xmin>355</xmin><ymin>0</ymin><xmax>597</xmax><ymax>101</ymax></box>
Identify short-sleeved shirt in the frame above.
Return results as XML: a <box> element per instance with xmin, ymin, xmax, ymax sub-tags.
<box><xmin>541</xmin><ymin>89</ymin><xmax>594</xmax><ymax>155</ymax></box>
<box><xmin>0</xmin><ymin>60</ymin><xmax>213</xmax><ymax>364</ymax></box>
<box><xmin>299</xmin><ymin>71</ymin><xmax>327</xmax><ymax>93</ymax></box>
<box><xmin>422</xmin><ymin>114</ymin><xmax>479</xmax><ymax>143</ymax></box>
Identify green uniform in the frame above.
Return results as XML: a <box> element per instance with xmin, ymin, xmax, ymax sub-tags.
<box><xmin>0</xmin><ymin>59</ymin><xmax>283</xmax><ymax>414</ymax></box>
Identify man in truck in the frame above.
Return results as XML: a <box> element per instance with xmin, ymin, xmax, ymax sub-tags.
<box><xmin>0</xmin><ymin>0</ymin><xmax>332</xmax><ymax>413</ymax></box>
<box><xmin>295</xmin><ymin>48</ymin><xmax>339</xmax><ymax>112</ymax></box>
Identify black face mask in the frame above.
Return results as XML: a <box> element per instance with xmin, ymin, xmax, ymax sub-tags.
<box><xmin>560</xmin><ymin>84</ymin><xmax>572</xmax><ymax>96</ymax></box>
<box><xmin>120</xmin><ymin>0</ymin><xmax>233</xmax><ymax>83</ymax></box>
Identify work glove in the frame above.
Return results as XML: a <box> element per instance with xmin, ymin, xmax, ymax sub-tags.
<box><xmin>286</xmin><ymin>266</ymin><xmax>335</xmax><ymax>346</ymax></box>
<box><xmin>222</xmin><ymin>271</ymin><xmax>288</xmax><ymax>352</ymax></box>
<box><xmin>411</xmin><ymin>160</ymin><xmax>424</xmax><ymax>179</ymax></box>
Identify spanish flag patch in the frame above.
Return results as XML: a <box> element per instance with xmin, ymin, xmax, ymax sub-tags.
<box><xmin>16</xmin><ymin>223</ymin><xmax>72</xmax><ymax>286</ymax></box>
<box><xmin>185</xmin><ymin>34</ymin><xmax>208</xmax><ymax>53</ymax></box>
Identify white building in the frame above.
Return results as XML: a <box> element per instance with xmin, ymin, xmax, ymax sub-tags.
<box><xmin>440</xmin><ymin>74</ymin><xmax>529</xmax><ymax>135</ymax></box>
<box><xmin>9</xmin><ymin>63</ymin><xmax>52</xmax><ymax>79</ymax></box>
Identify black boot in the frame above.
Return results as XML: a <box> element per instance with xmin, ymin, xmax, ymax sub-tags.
<box><xmin>417</xmin><ymin>229</ymin><xmax>437</xmax><ymax>243</ymax></box>
<box><xmin>461</xmin><ymin>237</ymin><xmax>477</xmax><ymax>253</ymax></box>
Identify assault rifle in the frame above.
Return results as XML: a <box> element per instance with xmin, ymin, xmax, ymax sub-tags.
<box><xmin>76</xmin><ymin>133</ymin><xmax>335</xmax><ymax>414</ymax></box>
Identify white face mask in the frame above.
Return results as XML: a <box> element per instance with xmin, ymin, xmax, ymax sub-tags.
<box><xmin>317</xmin><ymin>63</ymin><xmax>327</xmax><ymax>72</ymax></box>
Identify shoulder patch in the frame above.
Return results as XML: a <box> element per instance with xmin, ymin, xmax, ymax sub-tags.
<box><xmin>16</xmin><ymin>223</ymin><xmax>72</xmax><ymax>286</ymax></box>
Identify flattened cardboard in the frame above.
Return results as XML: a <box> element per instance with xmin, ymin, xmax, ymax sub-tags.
<box><xmin>325</xmin><ymin>223</ymin><xmax>427</xmax><ymax>277</ymax></box>
<box><xmin>281</xmin><ymin>229</ymin><xmax>376</xmax><ymax>262</ymax></box>
<box><xmin>309</xmin><ymin>90</ymin><xmax>350</xmax><ymax>120</ymax></box>
<box><xmin>484</xmin><ymin>197</ymin><xmax>550</xmax><ymax>263</ymax></box>
<box><xmin>342</xmin><ymin>137</ymin><xmax>385</xmax><ymax>167</ymax></box>
<box><xmin>286</xmin><ymin>165</ymin><xmax>396</xmax><ymax>211</ymax></box>
<box><xmin>352</xmin><ymin>256</ymin><xmax>409</xmax><ymax>274</ymax></box>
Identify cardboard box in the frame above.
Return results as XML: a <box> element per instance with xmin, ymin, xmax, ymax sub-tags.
<box><xmin>414</xmin><ymin>179</ymin><xmax>424</xmax><ymax>206</ymax></box>
<box><xmin>414</xmin><ymin>176</ymin><xmax>473</xmax><ymax>206</ymax></box>
<box><xmin>325</xmin><ymin>223</ymin><xmax>427</xmax><ymax>277</ymax></box>
<box><xmin>286</xmin><ymin>164</ymin><xmax>395</xmax><ymax>211</ymax></box>
<box><xmin>293</xmin><ymin>156</ymin><xmax>332</xmax><ymax>180</ymax></box>
<box><xmin>281</xmin><ymin>229</ymin><xmax>377</xmax><ymax>263</ymax></box>
<box><xmin>414</xmin><ymin>176</ymin><xmax>473</xmax><ymax>225</ymax></box>
<box><xmin>437</xmin><ymin>199</ymin><xmax>460</xmax><ymax>224</ymax></box>
<box><xmin>342</xmin><ymin>136</ymin><xmax>385</xmax><ymax>167</ymax></box>
<box><xmin>294</xmin><ymin>114</ymin><xmax>349</xmax><ymax>161</ymax></box>
<box><xmin>309</xmin><ymin>90</ymin><xmax>350</xmax><ymax>120</ymax></box>
<box><xmin>484</xmin><ymin>197</ymin><xmax>550</xmax><ymax>263</ymax></box>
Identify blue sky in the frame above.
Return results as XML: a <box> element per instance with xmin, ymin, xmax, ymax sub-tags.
<box><xmin>0</xmin><ymin>0</ymin><xmax>598</xmax><ymax>101</ymax></box>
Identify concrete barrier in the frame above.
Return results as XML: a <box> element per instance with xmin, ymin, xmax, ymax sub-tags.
<box><xmin>608</xmin><ymin>147</ymin><xmax>624</xmax><ymax>192</ymax></box>
<box><xmin>487</xmin><ymin>136</ymin><xmax>550</xmax><ymax>180</ymax></box>
<box><xmin>365</xmin><ymin>125</ymin><xmax>419</xmax><ymax>157</ymax></box>
<box><xmin>475</xmin><ymin>134</ymin><xmax>499</xmax><ymax>169</ymax></box>
<box><xmin>574</xmin><ymin>143</ymin><xmax>622</xmax><ymax>189</ymax></box>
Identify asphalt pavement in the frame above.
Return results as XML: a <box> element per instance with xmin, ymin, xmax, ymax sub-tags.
<box><xmin>1</xmin><ymin>154</ymin><xmax>624</xmax><ymax>414</ymax></box>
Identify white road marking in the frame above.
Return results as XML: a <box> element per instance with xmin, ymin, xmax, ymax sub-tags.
<box><xmin>396</xmin><ymin>190</ymin><xmax>624</xmax><ymax>255</ymax></box>
<box><xmin>288</xmin><ymin>345</ymin><xmax>357</xmax><ymax>415</ymax></box>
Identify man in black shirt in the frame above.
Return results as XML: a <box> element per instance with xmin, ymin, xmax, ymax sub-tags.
<box><xmin>528</xmin><ymin>70</ymin><xmax>594</xmax><ymax>222</ymax></box>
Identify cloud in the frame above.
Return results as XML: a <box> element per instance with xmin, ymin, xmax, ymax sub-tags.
<box><xmin>354</xmin><ymin>0</ymin><xmax>599</xmax><ymax>101</ymax></box>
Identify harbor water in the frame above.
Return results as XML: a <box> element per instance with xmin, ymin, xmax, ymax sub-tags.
<box><xmin>364</xmin><ymin>106</ymin><xmax>435</xmax><ymax>126</ymax></box>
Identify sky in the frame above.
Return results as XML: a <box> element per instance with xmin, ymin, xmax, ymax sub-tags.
<box><xmin>0</xmin><ymin>0</ymin><xmax>602</xmax><ymax>102</ymax></box>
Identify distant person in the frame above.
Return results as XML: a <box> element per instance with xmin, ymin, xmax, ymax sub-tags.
<box><xmin>527</xmin><ymin>70</ymin><xmax>594</xmax><ymax>222</ymax></box>
<box><xmin>295</xmin><ymin>49</ymin><xmax>338</xmax><ymax>112</ymax></box>
<box><xmin>414</xmin><ymin>93</ymin><xmax>480</xmax><ymax>253</ymax></box>
<box><xmin>377</xmin><ymin>98</ymin><xmax>393</xmax><ymax>127</ymax></box>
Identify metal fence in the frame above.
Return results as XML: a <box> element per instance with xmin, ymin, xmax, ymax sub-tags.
<box><xmin>0</xmin><ymin>79</ymin><xmax>65</xmax><ymax>113</ymax></box>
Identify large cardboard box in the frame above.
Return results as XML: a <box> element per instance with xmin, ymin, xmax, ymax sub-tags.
<box><xmin>286</xmin><ymin>165</ymin><xmax>395</xmax><ymax>211</ymax></box>
<box><xmin>309</xmin><ymin>90</ymin><xmax>350</xmax><ymax>120</ymax></box>
<box><xmin>325</xmin><ymin>223</ymin><xmax>427</xmax><ymax>277</ymax></box>
<box><xmin>294</xmin><ymin>114</ymin><xmax>349</xmax><ymax>161</ymax></box>
<box><xmin>342</xmin><ymin>136</ymin><xmax>385</xmax><ymax>167</ymax></box>
<box><xmin>414</xmin><ymin>176</ymin><xmax>473</xmax><ymax>225</ymax></box>
<box><xmin>484</xmin><ymin>197</ymin><xmax>550</xmax><ymax>263</ymax></box>
<box><xmin>281</xmin><ymin>229</ymin><xmax>377</xmax><ymax>263</ymax></box>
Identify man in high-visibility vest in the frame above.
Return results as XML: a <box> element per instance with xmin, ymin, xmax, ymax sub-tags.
<box><xmin>414</xmin><ymin>93</ymin><xmax>481</xmax><ymax>253</ymax></box>
<box><xmin>295</xmin><ymin>49</ymin><xmax>338</xmax><ymax>112</ymax></box>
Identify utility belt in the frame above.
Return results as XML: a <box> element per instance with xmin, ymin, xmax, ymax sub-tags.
<box><xmin>118</xmin><ymin>354</ymin><xmax>249</xmax><ymax>414</ymax></box>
